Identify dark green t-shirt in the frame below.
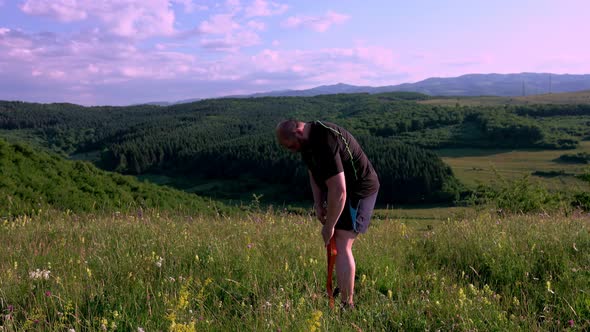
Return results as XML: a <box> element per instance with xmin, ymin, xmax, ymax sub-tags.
<box><xmin>302</xmin><ymin>121</ymin><xmax>379</xmax><ymax>199</ymax></box>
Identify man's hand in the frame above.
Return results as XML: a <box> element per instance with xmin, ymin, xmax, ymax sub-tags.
<box><xmin>321</xmin><ymin>224</ymin><xmax>335</xmax><ymax>246</ymax></box>
<box><xmin>314</xmin><ymin>202</ymin><xmax>327</xmax><ymax>224</ymax></box>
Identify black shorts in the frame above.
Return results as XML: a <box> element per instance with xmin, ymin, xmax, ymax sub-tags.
<box><xmin>334</xmin><ymin>192</ymin><xmax>378</xmax><ymax>234</ymax></box>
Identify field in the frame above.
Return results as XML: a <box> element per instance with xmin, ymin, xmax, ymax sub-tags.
<box><xmin>419</xmin><ymin>90</ymin><xmax>590</xmax><ymax>107</ymax></box>
<box><xmin>1</xmin><ymin>209</ymin><xmax>589</xmax><ymax>331</ymax></box>
<box><xmin>436</xmin><ymin>141</ymin><xmax>590</xmax><ymax>190</ymax></box>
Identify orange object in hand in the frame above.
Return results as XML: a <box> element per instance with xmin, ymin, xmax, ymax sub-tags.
<box><xmin>326</xmin><ymin>236</ymin><xmax>337</xmax><ymax>308</ymax></box>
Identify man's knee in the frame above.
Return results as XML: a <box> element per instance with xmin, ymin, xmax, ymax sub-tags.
<box><xmin>334</xmin><ymin>229</ymin><xmax>356</xmax><ymax>252</ymax></box>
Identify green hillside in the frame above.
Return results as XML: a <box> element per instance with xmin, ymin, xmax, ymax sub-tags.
<box><xmin>3</xmin><ymin>91</ymin><xmax>590</xmax><ymax>205</ymax></box>
<box><xmin>421</xmin><ymin>89</ymin><xmax>590</xmax><ymax>106</ymax></box>
<box><xmin>0</xmin><ymin>138</ymin><xmax>228</xmax><ymax>217</ymax></box>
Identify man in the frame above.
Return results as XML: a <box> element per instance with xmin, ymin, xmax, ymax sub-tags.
<box><xmin>276</xmin><ymin>119</ymin><xmax>379</xmax><ymax>309</ymax></box>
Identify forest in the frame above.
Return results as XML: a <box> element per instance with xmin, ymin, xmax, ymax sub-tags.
<box><xmin>1</xmin><ymin>91</ymin><xmax>590</xmax><ymax>205</ymax></box>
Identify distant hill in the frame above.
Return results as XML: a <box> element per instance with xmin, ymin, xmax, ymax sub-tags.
<box><xmin>0</xmin><ymin>138</ymin><xmax>228</xmax><ymax>216</ymax></box>
<box><xmin>223</xmin><ymin>73</ymin><xmax>590</xmax><ymax>99</ymax></box>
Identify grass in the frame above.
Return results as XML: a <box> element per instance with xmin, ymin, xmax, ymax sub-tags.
<box><xmin>419</xmin><ymin>90</ymin><xmax>590</xmax><ymax>107</ymax></box>
<box><xmin>1</xmin><ymin>208</ymin><xmax>589</xmax><ymax>331</ymax></box>
<box><xmin>436</xmin><ymin>141</ymin><xmax>590</xmax><ymax>190</ymax></box>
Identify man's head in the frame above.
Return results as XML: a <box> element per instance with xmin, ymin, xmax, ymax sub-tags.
<box><xmin>276</xmin><ymin>119</ymin><xmax>307</xmax><ymax>152</ymax></box>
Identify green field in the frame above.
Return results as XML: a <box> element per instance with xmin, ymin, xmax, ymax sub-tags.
<box><xmin>1</xmin><ymin>209</ymin><xmax>589</xmax><ymax>331</ymax></box>
<box><xmin>420</xmin><ymin>90</ymin><xmax>590</xmax><ymax>106</ymax></box>
<box><xmin>436</xmin><ymin>141</ymin><xmax>590</xmax><ymax>190</ymax></box>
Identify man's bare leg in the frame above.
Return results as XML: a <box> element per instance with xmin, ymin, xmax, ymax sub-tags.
<box><xmin>334</xmin><ymin>229</ymin><xmax>357</xmax><ymax>306</ymax></box>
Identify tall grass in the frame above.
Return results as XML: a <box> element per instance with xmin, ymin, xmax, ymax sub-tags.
<box><xmin>1</xmin><ymin>208</ymin><xmax>589</xmax><ymax>331</ymax></box>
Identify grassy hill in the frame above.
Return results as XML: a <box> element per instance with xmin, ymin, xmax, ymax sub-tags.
<box><xmin>0</xmin><ymin>138</ymin><xmax>229</xmax><ymax>217</ymax></box>
<box><xmin>421</xmin><ymin>89</ymin><xmax>590</xmax><ymax>106</ymax></box>
<box><xmin>2</xmin><ymin>92</ymin><xmax>590</xmax><ymax>205</ymax></box>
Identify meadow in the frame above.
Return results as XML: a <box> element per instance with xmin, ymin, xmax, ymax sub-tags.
<box><xmin>419</xmin><ymin>90</ymin><xmax>590</xmax><ymax>107</ymax></box>
<box><xmin>1</xmin><ymin>207</ymin><xmax>589</xmax><ymax>331</ymax></box>
<box><xmin>437</xmin><ymin>141</ymin><xmax>590</xmax><ymax>190</ymax></box>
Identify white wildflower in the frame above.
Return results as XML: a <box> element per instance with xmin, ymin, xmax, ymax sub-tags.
<box><xmin>29</xmin><ymin>269</ymin><xmax>51</xmax><ymax>280</ymax></box>
<box><xmin>155</xmin><ymin>257</ymin><xmax>164</xmax><ymax>268</ymax></box>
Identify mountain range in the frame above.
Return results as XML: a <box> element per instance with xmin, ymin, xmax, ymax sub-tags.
<box><xmin>147</xmin><ymin>73</ymin><xmax>590</xmax><ymax>105</ymax></box>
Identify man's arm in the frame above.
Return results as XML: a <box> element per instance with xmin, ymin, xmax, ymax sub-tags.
<box><xmin>308</xmin><ymin>170</ymin><xmax>326</xmax><ymax>223</ymax></box>
<box><xmin>322</xmin><ymin>171</ymin><xmax>346</xmax><ymax>245</ymax></box>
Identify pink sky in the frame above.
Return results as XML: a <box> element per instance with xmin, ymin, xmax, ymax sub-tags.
<box><xmin>0</xmin><ymin>0</ymin><xmax>589</xmax><ymax>105</ymax></box>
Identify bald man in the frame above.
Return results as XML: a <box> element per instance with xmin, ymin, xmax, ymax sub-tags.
<box><xmin>276</xmin><ymin>119</ymin><xmax>379</xmax><ymax>309</ymax></box>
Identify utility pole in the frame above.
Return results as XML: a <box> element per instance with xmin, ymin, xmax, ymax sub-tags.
<box><xmin>522</xmin><ymin>81</ymin><xmax>526</xmax><ymax>96</ymax></box>
<box><xmin>549</xmin><ymin>74</ymin><xmax>552</xmax><ymax>94</ymax></box>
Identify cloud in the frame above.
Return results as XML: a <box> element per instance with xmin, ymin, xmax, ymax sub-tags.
<box><xmin>199</xmin><ymin>14</ymin><xmax>241</xmax><ymax>34</ymax></box>
<box><xmin>0</xmin><ymin>25</ymin><xmax>408</xmax><ymax>105</ymax></box>
<box><xmin>0</xmin><ymin>22</ymin><xmax>408</xmax><ymax>105</ymax></box>
<box><xmin>197</xmin><ymin>8</ymin><xmax>265</xmax><ymax>52</ymax></box>
<box><xmin>200</xmin><ymin>30</ymin><xmax>261</xmax><ymax>52</ymax></box>
<box><xmin>247</xmin><ymin>45</ymin><xmax>402</xmax><ymax>87</ymax></box>
<box><xmin>225</xmin><ymin>0</ymin><xmax>242</xmax><ymax>14</ymax></box>
<box><xmin>20</xmin><ymin>0</ymin><xmax>177</xmax><ymax>38</ymax></box>
<box><xmin>20</xmin><ymin>0</ymin><xmax>87</xmax><ymax>21</ymax></box>
<box><xmin>245</xmin><ymin>0</ymin><xmax>288</xmax><ymax>17</ymax></box>
<box><xmin>247</xmin><ymin>20</ymin><xmax>266</xmax><ymax>31</ymax></box>
<box><xmin>171</xmin><ymin>0</ymin><xmax>208</xmax><ymax>13</ymax></box>
<box><xmin>283</xmin><ymin>11</ymin><xmax>350</xmax><ymax>32</ymax></box>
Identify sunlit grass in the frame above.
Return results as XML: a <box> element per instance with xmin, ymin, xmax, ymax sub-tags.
<box><xmin>1</xmin><ymin>208</ymin><xmax>589</xmax><ymax>331</ymax></box>
<box><xmin>437</xmin><ymin>141</ymin><xmax>590</xmax><ymax>190</ymax></box>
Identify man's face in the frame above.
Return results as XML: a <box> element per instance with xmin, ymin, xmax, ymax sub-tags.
<box><xmin>281</xmin><ymin>136</ymin><xmax>303</xmax><ymax>152</ymax></box>
<box><xmin>279</xmin><ymin>129</ymin><xmax>309</xmax><ymax>153</ymax></box>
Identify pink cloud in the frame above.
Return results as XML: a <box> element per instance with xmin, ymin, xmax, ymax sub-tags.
<box><xmin>245</xmin><ymin>0</ymin><xmax>289</xmax><ymax>17</ymax></box>
<box><xmin>20</xmin><ymin>0</ymin><xmax>177</xmax><ymax>38</ymax></box>
<box><xmin>225</xmin><ymin>0</ymin><xmax>242</xmax><ymax>14</ymax></box>
<box><xmin>198</xmin><ymin>10</ymin><xmax>263</xmax><ymax>52</ymax></box>
<box><xmin>201</xmin><ymin>30</ymin><xmax>261</xmax><ymax>51</ymax></box>
<box><xmin>283</xmin><ymin>11</ymin><xmax>350</xmax><ymax>32</ymax></box>
<box><xmin>0</xmin><ymin>28</ymin><xmax>202</xmax><ymax>84</ymax></box>
<box><xmin>199</xmin><ymin>14</ymin><xmax>240</xmax><ymax>34</ymax></box>
<box><xmin>247</xmin><ymin>20</ymin><xmax>266</xmax><ymax>31</ymax></box>
<box><xmin>20</xmin><ymin>0</ymin><xmax>87</xmax><ymax>22</ymax></box>
<box><xmin>246</xmin><ymin>45</ymin><xmax>402</xmax><ymax>87</ymax></box>
<box><xmin>171</xmin><ymin>0</ymin><xmax>208</xmax><ymax>13</ymax></box>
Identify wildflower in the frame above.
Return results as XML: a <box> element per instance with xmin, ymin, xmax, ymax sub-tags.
<box><xmin>155</xmin><ymin>257</ymin><xmax>164</xmax><ymax>268</ymax></box>
<box><xmin>307</xmin><ymin>310</ymin><xmax>322</xmax><ymax>332</ymax></box>
<box><xmin>138</xmin><ymin>328</ymin><xmax>145</xmax><ymax>332</ymax></box>
<box><xmin>45</xmin><ymin>291</ymin><xmax>52</xmax><ymax>297</ymax></box>
<box><xmin>458</xmin><ymin>288</ymin><xmax>467</xmax><ymax>306</ymax></box>
<box><xmin>468</xmin><ymin>284</ymin><xmax>477</xmax><ymax>296</ymax></box>
<box><xmin>247</xmin><ymin>243</ymin><xmax>254</xmax><ymax>249</ymax></box>
<box><xmin>69</xmin><ymin>329</ymin><xmax>76</xmax><ymax>332</ymax></box>
<box><xmin>569</xmin><ymin>320</ymin><xmax>574</xmax><ymax>327</ymax></box>
<box><xmin>512</xmin><ymin>296</ymin><xmax>520</xmax><ymax>306</ymax></box>
<box><xmin>387</xmin><ymin>289</ymin><xmax>393</xmax><ymax>299</ymax></box>
<box><xmin>546</xmin><ymin>281</ymin><xmax>555</xmax><ymax>294</ymax></box>
<box><xmin>29</xmin><ymin>269</ymin><xmax>51</xmax><ymax>280</ymax></box>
